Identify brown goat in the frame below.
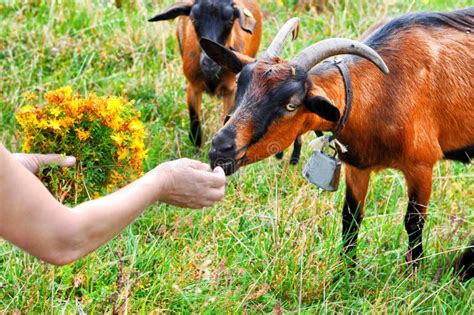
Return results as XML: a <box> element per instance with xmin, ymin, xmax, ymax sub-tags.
<box><xmin>201</xmin><ymin>9</ymin><xmax>474</xmax><ymax>278</ymax></box>
<box><xmin>148</xmin><ymin>0</ymin><xmax>262</xmax><ymax>147</ymax></box>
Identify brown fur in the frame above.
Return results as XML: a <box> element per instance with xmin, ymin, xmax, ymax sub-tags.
<box><xmin>242</xmin><ymin>113</ymin><xmax>305</xmax><ymax>165</ymax></box>
<box><xmin>302</xmin><ymin>26</ymin><xmax>474</xmax><ymax>170</ymax></box>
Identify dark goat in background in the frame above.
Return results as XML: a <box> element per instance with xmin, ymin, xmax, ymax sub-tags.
<box><xmin>148</xmin><ymin>0</ymin><xmax>262</xmax><ymax>147</ymax></box>
<box><xmin>201</xmin><ymin>9</ymin><xmax>474</xmax><ymax>279</ymax></box>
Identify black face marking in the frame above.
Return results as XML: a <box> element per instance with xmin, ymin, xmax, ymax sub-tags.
<box><xmin>209</xmin><ymin>61</ymin><xmax>310</xmax><ymax>175</ymax></box>
<box><xmin>191</xmin><ymin>0</ymin><xmax>236</xmax><ymax>45</ymax></box>
<box><xmin>231</xmin><ymin>62</ymin><xmax>308</xmax><ymax>145</ymax></box>
<box><xmin>191</xmin><ymin>1</ymin><xmax>239</xmax><ymax>93</ymax></box>
<box><xmin>208</xmin><ymin>124</ymin><xmax>238</xmax><ymax>174</ymax></box>
<box><xmin>234</xmin><ymin>62</ymin><xmax>256</xmax><ymax>109</ymax></box>
<box><xmin>250</xmin><ymin>79</ymin><xmax>306</xmax><ymax>144</ymax></box>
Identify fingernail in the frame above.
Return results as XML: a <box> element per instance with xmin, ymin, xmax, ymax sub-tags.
<box><xmin>64</xmin><ymin>156</ymin><xmax>76</xmax><ymax>165</ymax></box>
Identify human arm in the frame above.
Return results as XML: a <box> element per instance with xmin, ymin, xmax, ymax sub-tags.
<box><xmin>0</xmin><ymin>144</ymin><xmax>225</xmax><ymax>265</ymax></box>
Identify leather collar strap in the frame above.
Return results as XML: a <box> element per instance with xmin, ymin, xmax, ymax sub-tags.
<box><xmin>328</xmin><ymin>59</ymin><xmax>353</xmax><ymax>142</ymax></box>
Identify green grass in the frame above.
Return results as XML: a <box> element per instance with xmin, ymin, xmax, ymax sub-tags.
<box><xmin>0</xmin><ymin>0</ymin><xmax>473</xmax><ymax>313</ymax></box>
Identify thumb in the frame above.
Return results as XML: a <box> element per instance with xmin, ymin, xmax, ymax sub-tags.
<box><xmin>213</xmin><ymin>166</ymin><xmax>225</xmax><ymax>176</ymax></box>
<box><xmin>56</xmin><ymin>155</ymin><xmax>76</xmax><ymax>167</ymax></box>
<box><xmin>41</xmin><ymin>154</ymin><xmax>76</xmax><ymax>167</ymax></box>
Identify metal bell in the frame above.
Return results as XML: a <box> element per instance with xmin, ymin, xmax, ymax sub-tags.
<box><xmin>303</xmin><ymin>148</ymin><xmax>341</xmax><ymax>192</ymax></box>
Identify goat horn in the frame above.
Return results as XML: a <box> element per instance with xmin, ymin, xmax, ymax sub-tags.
<box><xmin>261</xmin><ymin>17</ymin><xmax>300</xmax><ymax>59</ymax></box>
<box><xmin>292</xmin><ymin>38</ymin><xmax>389</xmax><ymax>74</ymax></box>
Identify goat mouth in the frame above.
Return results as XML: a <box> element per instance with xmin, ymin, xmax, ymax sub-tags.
<box><xmin>209</xmin><ymin>145</ymin><xmax>249</xmax><ymax>176</ymax></box>
<box><xmin>211</xmin><ymin>158</ymin><xmax>240</xmax><ymax>176</ymax></box>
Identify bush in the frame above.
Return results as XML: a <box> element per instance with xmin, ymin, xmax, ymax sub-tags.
<box><xmin>16</xmin><ymin>86</ymin><xmax>147</xmax><ymax>204</ymax></box>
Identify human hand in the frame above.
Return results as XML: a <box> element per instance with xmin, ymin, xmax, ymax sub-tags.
<box><xmin>13</xmin><ymin>153</ymin><xmax>76</xmax><ymax>174</ymax></box>
<box><xmin>154</xmin><ymin>158</ymin><xmax>226</xmax><ymax>209</ymax></box>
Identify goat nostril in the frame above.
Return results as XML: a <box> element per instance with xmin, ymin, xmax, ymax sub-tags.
<box><xmin>212</xmin><ymin>136</ymin><xmax>234</xmax><ymax>153</ymax></box>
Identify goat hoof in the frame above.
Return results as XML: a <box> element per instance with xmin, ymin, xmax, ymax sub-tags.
<box><xmin>340</xmin><ymin>252</ymin><xmax>358</xmax><ymax>269</ymax></box>
<box><xmin>290</xmin><ymin>157</ymin><xmax>299</xmax><ymax>165</ymax></box>
<box><xmin>275</xmin><ymin>152</ymin><xmax>284</xmax><ymax>160</ymax></box>
<box><xmin>405</xmin><ymin>250</ymin><xmax>424</xmax><ymax>268</ymax></box>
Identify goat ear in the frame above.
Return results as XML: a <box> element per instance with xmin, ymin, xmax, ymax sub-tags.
<box><xmin>200</xmin><ymin>38</ymin><xmax>249</xmax><ymax>73</ymax></box>
<box><xmin>234</xmin><ymin>6</ymin><xmax>257</xmax><ymax>34</ymax></box>
<box><xmin>304</xmin><ymin>96</ymin><xmax>341</xmax><ymax>122</ymax></box>
<box><xmin>148</xmin><ymin>2</ymin><xmax>192</xmax><ymax>22</ymax></box>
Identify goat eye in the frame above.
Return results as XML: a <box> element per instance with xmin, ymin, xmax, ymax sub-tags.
<box><xmin>286</xmin><ymin>103</ymin><xmax>297</xmax><ymax>112</ymax></box>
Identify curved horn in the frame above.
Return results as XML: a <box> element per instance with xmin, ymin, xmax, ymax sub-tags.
<box><xmin>292</xmin><ymin>38</ymin><xmax>389</xmax><ymax>74</ymax></box>
<box><xmin>261</xmin><ymin>17</ymin><xmax>300</xmax><ymax>59</ymax></box>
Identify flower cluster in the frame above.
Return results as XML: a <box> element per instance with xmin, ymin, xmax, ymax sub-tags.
<box><xmin>16</xmin><ymin>86</ymin><xmax>147</xmax><ymax>204</ymax></box>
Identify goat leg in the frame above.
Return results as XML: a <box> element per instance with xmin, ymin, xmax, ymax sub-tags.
<box><xmin>186</xmin><ymin>85</ymin><xmax>203</xmax><ymax>148</ymax></box>
<box><xmin>289</xmin><ymin>136</ymin><xmax>302</xmax><ymax>165</ymax></box>
<box><xmin>341</xmin><ymin>165</ymin><xmax>371</xmax><ymax>264</ymax></box>
<box><xmin>403</xmin><ymin>165</ymin><xmax>433</xmax><ymax>266</ymax></box>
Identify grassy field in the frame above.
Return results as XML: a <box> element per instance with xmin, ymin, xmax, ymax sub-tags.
<box><xmin>0</xmin><ymin>0</ymin><xmax>473</xmax><ymax>313</ymax></box>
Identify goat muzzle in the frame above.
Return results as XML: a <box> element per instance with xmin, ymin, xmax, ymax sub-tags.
<box><xmin>208</xmin><ymin>128</ymin><xmax>239</xmax><ymax>175</ymax></box>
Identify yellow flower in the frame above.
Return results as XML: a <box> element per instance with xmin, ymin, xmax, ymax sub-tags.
<box><xmin>76</xmin><ymin>128</ymin><xmax>91</xmax><ymax>141</ymax></box>
<box><xmin>135</xmin><ymin>149</ymin><xmax>148</xmax><ymax>161</ymax></box>
<box><xmin>22</xmin><ymin>135</ymin><xmax>32</xmax><ymax>152</ymax></box>
<box><xmin>111</xmin><ymin>132</ymin><xmax>125</xmax><ymax>145</ymax></box>
<box><xmin>108</xmin><ymin>115</ymin><xmax>123</xmax><ymax>131</ymax></box>
<box><xmin>45</xmin><ymin>86</ymin><xmax>72</xmax><ymax>105</ymax></box>
<box><xmin>49</xmin><ymin>106</ymin><xmax>62</xmax><ymax>117</ymax></box>
<box><xmin>66</xmin><ymin>99</ymin><xmax>81</xmax><ymax>116</ymax></box>
<box><xmin>128</xmin><ymin>119</ymin><xmax>143</xmax><ymax>131</ymax></box>
<box><xmin>131</xmin><ymin>137</ymin><xmax>144</xmax><ymax>150</ymax></box>
<box><xmin>38</xmin><ymin>117</ymin><xmax>49</xmax><ymax>129</ymax></box>
<box><xmin>48</xmin><ymin>119</ymin><xmax>61</xmax><ymax>130</ymax></box>
<box><xmin>59</xmin><ymin>117</ymin><xmax>74</xmax><ymax>128</ymax></box>
<box><xmin>117</xmin><ymin>147</ymin><xmax>129</xmax><ymax>161</ymax></box>
<box><xmin>106</xmin><ymin>97</ymin><xmax>123</xmax><ymax>113</ymax></box>
<box><xmin>23</xmin><ymin>91</ymin><xmax>38</xmax><ymax>101</ymax></box>
<box><xmin>17</xmin><ymin>105</ymin><xmax>35</xmax><ymax>115</ymax></box>
<box><xmin>16</xmin><ymin>86</ymin><xmax>147</xmax><ymax>203</ymax></box>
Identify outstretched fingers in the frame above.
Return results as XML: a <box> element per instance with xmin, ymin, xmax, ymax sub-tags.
<box><xmin>13</xmin><ymin>153</ymin><xmax>76</xmax><ymax>174</ymax></box>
